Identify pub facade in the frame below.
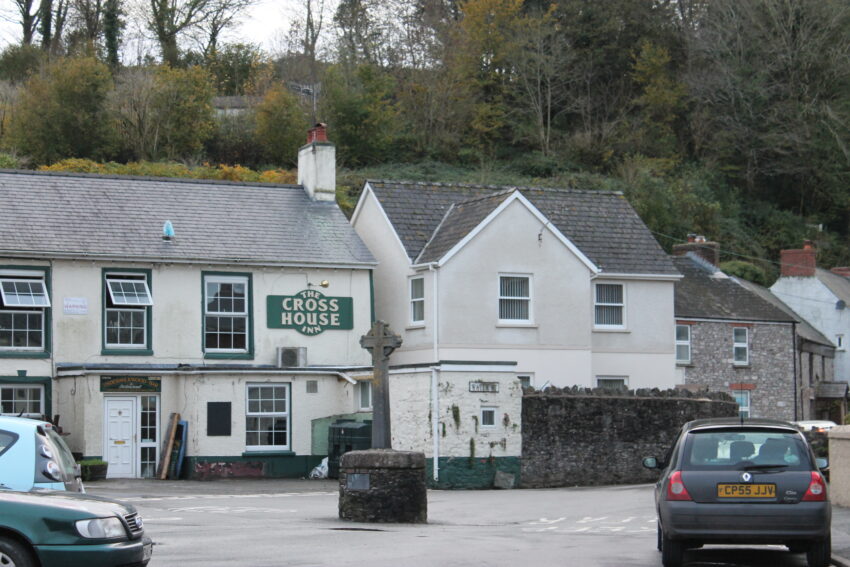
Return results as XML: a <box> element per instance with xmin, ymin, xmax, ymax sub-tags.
<box><xmin>0</xmin><ymin>130</ymin><xmax>380</xmax><ymax>479</ymax></box>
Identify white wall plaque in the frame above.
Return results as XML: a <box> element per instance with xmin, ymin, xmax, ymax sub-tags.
<box><xmin>63</xmin><ymin>297</ymin><xmax>88</xmax><ymax>315</ymax></box>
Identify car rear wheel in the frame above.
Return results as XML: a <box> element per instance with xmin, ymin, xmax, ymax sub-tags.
<box><xmin>806</xmin><ymin>535</ymin><xmax>831</xmax><ymax>567</ymax></box>
<box><xmin>661</xmin><ymin>533</ymin><xmax>685</xmax><ymax>567</ymax></box>
<box><xmin>0</xmin><ymin>536</ymin><xmax>35</xmax><ymax>567</ymax></box>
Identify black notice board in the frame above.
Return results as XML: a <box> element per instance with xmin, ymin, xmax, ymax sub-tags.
<box><xmin>207</xmin><ymin>402</ymin><xmax>232</xmax><ymax>436</ymax></box>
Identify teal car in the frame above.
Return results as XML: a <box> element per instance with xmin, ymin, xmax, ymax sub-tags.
<box><xmin>0</xmin><ymin>489</ymin><xmax>152</xmax><ymax>566</ymax></box>
<box><xmin>0</xmin><ymin>416</ymin><xmax>83</xmax><ymax>492</ymax></box>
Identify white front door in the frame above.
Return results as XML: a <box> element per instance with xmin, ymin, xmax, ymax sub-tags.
<box><xmin>105</xmin><ymin>397</ymin><xmax>135</xmax><ymax>478</ymax></box>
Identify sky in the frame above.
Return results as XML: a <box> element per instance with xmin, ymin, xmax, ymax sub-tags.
<box><xmin>0</xmin><ymin>0</ymin><xmax>336</xmax><ymax>57</ymax></box>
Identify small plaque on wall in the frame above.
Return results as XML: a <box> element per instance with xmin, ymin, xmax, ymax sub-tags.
<box><xmin>207</xmin><ymin>402</ymin><xmax>231</xmax><ymax>436</ymax></box>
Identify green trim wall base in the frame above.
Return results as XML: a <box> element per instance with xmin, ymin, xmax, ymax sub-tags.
<box><xmin>185</xmin><ymin>455</ymin><xmax>324</xmax><ymax>480</ymax></box>
<box><xmin>425</xmin><ymin>456</ymin><xmax>521</xmax><ymax>490</ymax></box>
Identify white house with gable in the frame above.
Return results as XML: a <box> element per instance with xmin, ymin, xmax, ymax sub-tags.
<box><xmin>351</xmin><ymin>181</ymin><xmax>682</xmax><ymax>391</ymax></box>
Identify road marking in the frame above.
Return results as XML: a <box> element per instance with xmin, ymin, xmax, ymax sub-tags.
<box><xmin>522</xmin><ymin>515</ymin><xmax>656</xmax><ymax>535</ymax></box>
<box><xmin>110</xmin><ymin>491</ymin><xmax>337</xmax><ymax>503</ymax></box>
<box><xmin>167</xmin><ymin>506</ymin><xmax>298</xmax><ymax>514</ymax></box>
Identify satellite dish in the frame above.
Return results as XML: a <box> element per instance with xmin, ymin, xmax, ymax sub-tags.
<box><xmin>837</xmin><ymin>300</ymin><xmax>846</xmax><ymax>310</ymax></box>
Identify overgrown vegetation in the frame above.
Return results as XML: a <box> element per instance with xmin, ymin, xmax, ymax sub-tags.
<box><xmin>2</xmin><ymin>0</ymin><xmax>850</xmax><ymax>281</ymax></box>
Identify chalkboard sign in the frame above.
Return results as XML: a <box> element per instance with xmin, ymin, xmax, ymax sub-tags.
<box><xmin>207</xmin><ymin>402</ymin><xmax>231</xmax><ymax>436</ymax></box>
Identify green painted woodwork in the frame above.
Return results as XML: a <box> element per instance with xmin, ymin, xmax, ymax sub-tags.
<box><xmin>426</xmin><ymin>456</ymin><xmax>521</xmax><ymax>489</ymax></box>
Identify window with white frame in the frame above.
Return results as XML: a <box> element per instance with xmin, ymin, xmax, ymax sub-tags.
<box><xmin>410</xmin><ymin>277</ymin><xmax>425</xmax><ymax>325</ymax></box>
<box><xmin>594</xmin><ymin>283</ymin><xmax>624</xmax><ymax>328</ymax></box>
<box><xmin>499</xmin><ymin>275</ymin><xmax>531</xmax><ymax>322</ymax></box>
<box><xmin>733</xmin><ymin>390</ymin><xmax>751</xmax><ymax>418</ymax></box>
<box><xmin>246</xmin><ymin>384</ymin><xmax>289</xmax><ymax>450</ymax></box>
<box><xmin>733</xmin><ymin>327</ymin><xmax>749</xmax><ymax>365</ymax></box>
<box><xmin>676</xmin><ymin>324</ymin><xmax>691</xmax><ymax>364</ymax></box>
<box><xmin>358</xmin><ymin>380</ymin><xmax>372</xmax><ymax>410</ymax></box>
<box><xmin>104</xmin><ymin>272</ymin><xmax>152</xmax><ymax>349</ymax></box>
<box><xmin>0</xmin><ymin>272</ymin><xmax>50</xmax><ymax>351</ymax></box>
<box><xmin>596</xmin><ymin>376</ymin><xmax>628</xmax><ymax>390</ymax></box>
<box><xmin>481</xmin><ymin>406</ymin><xmax>497</xmax><ymax>428</ymax></box>
<box><xmin>204</xmin><ymin>274</ymin><xmax>249</xmax><ymax>353</ymax></box>
<box><xmin>0</xmin><ymin>385</ymin><xmax>43</xmax><ymax>417</ymax></box>
<box><xmin>517</xmin><ymin>374</ymin><xmax>533</xmax><ymax>389</ymax></box>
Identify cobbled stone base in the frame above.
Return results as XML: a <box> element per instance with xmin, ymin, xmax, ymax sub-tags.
<box><xmin>339</xmin><ymin>449</ymin><xmax>427</xmax><ymax>523</ymax></box>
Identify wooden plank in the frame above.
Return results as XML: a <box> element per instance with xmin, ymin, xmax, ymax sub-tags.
<box><xmin>158</xmin><ymin>412</ymin><xmax>180</xmax><ymax>480</ymax></box>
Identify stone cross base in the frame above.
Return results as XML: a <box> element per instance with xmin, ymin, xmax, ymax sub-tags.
<box><xmin>338</xmin><ymin>449</ymin><xmax>427</xmax><ymax>523</ymax></box>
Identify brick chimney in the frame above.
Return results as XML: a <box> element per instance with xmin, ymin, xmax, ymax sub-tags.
<box><xmin>298</xmin><ymin>123</ymin><xmax>335</xmax><ymax>202</ymax></box>
<box><xmin>672</xmin><ymin>234</ymin><xmax>720</xmax><ymax>266</ymax></box>
<box><xmin>780</xmin><ymin>240</ymin><xmax>817</xmax><ymax>277</ymax></box>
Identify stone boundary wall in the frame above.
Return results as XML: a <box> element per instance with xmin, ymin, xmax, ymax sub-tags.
<box><xmin>521</xmin><ymin>388</ymin><xmax>739</xmax><ymax>488</ymax></box>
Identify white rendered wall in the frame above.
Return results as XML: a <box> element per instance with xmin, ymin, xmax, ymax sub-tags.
<box><xmin>47</xmin><ymin>261</ymin><xmax>372</xmax><ymax>367</ymax></box>
<box><xmin>772</xmin><ymin>277</ymin><xmax>850</xmax><ymax>381</ymax></box>
<box><xmin>389</xmin><ymin>369</ymin><xmax>522</xmax><ymax>458</ymax></box>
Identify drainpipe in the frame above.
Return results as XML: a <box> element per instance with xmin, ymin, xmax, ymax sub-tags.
<box><xmin>792</xmin><ymin>321</ymin><xmax>799</xmax><ymax>421</ymax></box>
<box><xmin>429</xmin><ymin>263</ymin><xmax>440</xmax><ymax>482</ymax></box>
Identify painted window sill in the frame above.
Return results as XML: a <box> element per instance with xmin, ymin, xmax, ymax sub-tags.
<box><xmin>496</xmin><ymin>322</ymin><xmax>538</xmax><ymax>328</ymax></box>
<box><xmin>0</xmin><ymin>351</ymin><xmax>50</xmax><ymax>358</ymax></box>
<box><xmin>204</xmin><ymin>352</ymin><xmax>254</xmax><ymax>360</ymax></box>
<box><xmin>101</xmin><ymin>349</ymin><xmax>154</xmax><ymax>356</ymax></box>
<box><xmin>242</xmin><ymin>450</ymin><xmax>295</xmax><ymax>457</ymax></box>
<box><xmin>406</xmin><ymin>324</ymin><xmax>426</xmax><ymax>330</ymax></box>
<box><xmin>593</xmin><ymin>328</ymin><xmax>630</xmax><ymax>333</ymax></box>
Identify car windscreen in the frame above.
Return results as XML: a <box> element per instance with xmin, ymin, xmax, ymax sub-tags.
<box><xmin>681</xmin><ymin>429</ymin><xmax>811</xmax><ymax>471</ymax></box>
<box><xmin>0</xmin><ymin>430</ymin><xmax>18</xmax><ymax>458</ymax></box>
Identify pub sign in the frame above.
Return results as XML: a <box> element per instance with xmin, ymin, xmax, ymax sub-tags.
<box><xmin>267</xmin><ymin>289</ymin><xmax>353</xmax><ymax>336</ymax></box>
<box><xmin>101</xmin><ymin>376</ymin><xmax>161</xmax><ymax>393</ymax></box>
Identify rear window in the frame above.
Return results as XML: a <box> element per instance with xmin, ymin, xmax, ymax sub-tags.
<box><xmin>0</xmin><ymin>430</ymin><xmax>18</xmax><ymax>458</ymax></box>
<box><xmin>45</xmin><ymin>429</ymin><xmax>78</xmax><ymax>477</ymax></box>
<box><xmin>682</xmin><ymin>429</ymin><xmax>811</xmax><ymax>471</ymax></box>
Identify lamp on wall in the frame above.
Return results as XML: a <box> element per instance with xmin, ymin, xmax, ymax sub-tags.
<box><xmin>307</xmin><ymin>280</ymin><xmax>330</xmax><ymax>288</ymax></box>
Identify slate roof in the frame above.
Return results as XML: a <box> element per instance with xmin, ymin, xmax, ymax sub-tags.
<box><xmin>673</xmin><ymin>255</ymin><xmax>795</xmax><ymax>323</ymax></box>
<box><xmin>365</xmin><ymin>180</ymin><xmax>678</xmax><ymax>275</ymax></box>
<box><xmin>417</xmin><ymin>190</ymin><xmax>513</xmax><ymax>263</ymax></box>
<box><xmin>0</xmin><ymin>170</ymin><xmax>375</xmax><ymax>267</ymax></box>
<box><xmin>735</xmin><ymin>277</ymin><xmax>834</xmax><ymax>347</ymax></box>
<box><xmin>816</xmin><ymin>268</ymin><xmax>850</xmax><ymax>304</ymax></box>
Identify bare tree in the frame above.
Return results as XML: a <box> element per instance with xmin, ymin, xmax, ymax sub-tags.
<box><xmin>73</xmin><ymin>0</ymin><xmax>104</xmax><ymax>43</ymax></box>
<box><xmin>192</xmin><ymin>0</ymin><xmax>254</xmax><ymax>57</ymax></box>
<box><xmin>109</xmin><ymin>68</ymin><xmax>161</xmax><ymax>159</ymax></box>
<box><xmin>147</xmin><ymin>0</ymin><xmax>212</xmax><ymax>65</ymax></box>
<box><xmin>11</xmin><ymin>0</ymin><xmax>40</xmax><ymax>44</ymax></box>
<box><xmin>509</xmin><ymin>6</ymin><xmax>573</xmax><ymax>156</ymax></box>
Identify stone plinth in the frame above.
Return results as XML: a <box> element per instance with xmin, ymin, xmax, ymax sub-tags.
<box><xmin>829</xmin><ymin>426</ymin><xmax>850</xmax><ymax>507</ymax></box>
<box><xmin>339</xmin><ymin>449</ymin><xmax>427</xmax><ymax>523</ymax></box>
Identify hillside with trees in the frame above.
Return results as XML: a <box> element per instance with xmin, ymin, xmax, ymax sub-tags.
<box><xmin>1</xmin><ymin>0</ymin><xmax>849</xmax><ymax>283</ymax></box>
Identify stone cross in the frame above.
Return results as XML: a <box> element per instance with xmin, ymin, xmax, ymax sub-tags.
<box><xmin>360</xmin><ymin>320</ymin><xmax>402</xmax><ymax>449</ymax></box>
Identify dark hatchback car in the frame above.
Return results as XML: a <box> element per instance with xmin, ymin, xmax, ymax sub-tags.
<box><xmin>643</xmin><ymin>418</ymin><xmax>831</xmax><ymax>567</ymax></box>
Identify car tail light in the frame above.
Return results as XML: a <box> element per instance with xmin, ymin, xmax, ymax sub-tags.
<box><xmin>666</xmin><ymin>471</ymin><xmax>692</xmax><ymax>501</ymax></box>
<box><xmin>802</xmin><ymin>471</ymin><xmax>827</xmax><ymax>502</ymax></box>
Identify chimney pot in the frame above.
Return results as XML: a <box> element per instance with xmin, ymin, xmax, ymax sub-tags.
<box><xmin>306</xmin><ymin>123</ymin><xmax>328</xmax><ymax>144</ymax></box>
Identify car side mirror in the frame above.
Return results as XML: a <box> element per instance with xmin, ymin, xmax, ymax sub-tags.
<box><xmin>642</xmin><ymin>457</ymin><xmax>659</xmax><ymax>470</ymax></box>
<box><xmin>816</xmin><ymin>457</ymin><xmax>829</xmax><ymax>471</ymax></box>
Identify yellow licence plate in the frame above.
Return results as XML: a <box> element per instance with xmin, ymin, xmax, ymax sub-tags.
<box><xmin>717</xmin><ymin>483</ymin><xmax>776</xmax><ymax>498</ymax></box>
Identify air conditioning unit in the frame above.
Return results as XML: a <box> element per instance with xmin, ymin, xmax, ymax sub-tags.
<box><xmin>277</xmin><ymin>347</ymin><xmax>307</xmax><ymax>368</ymax></box>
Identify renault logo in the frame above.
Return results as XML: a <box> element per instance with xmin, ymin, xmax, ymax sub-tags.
<box><xmin>742</xmin><ymin>472</ymin><xmax>752</xmax><ymax>482</ymax></box>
